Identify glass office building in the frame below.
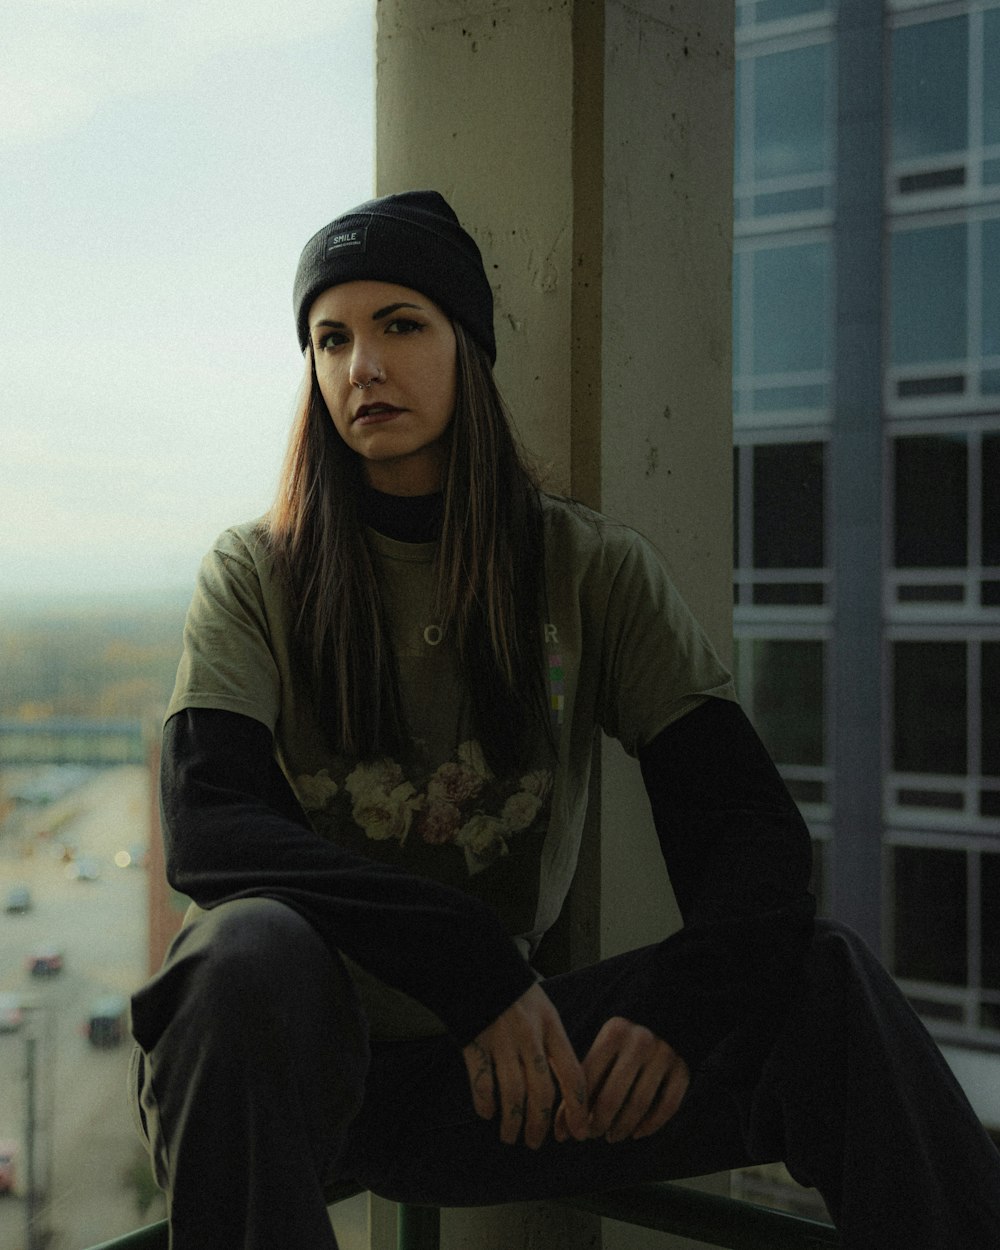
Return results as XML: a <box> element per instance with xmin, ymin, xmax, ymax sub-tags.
<box><xmin>734</xmin><ymin>0</ymin><xmax>999</xmax><ymax>1107</ymax></box>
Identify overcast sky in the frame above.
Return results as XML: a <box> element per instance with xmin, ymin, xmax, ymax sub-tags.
<box><xmin>2</xmin><ymin>0</ymin><xmax>375</xmax><ymax>602</ymax></box>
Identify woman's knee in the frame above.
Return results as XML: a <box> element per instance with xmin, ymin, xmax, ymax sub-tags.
<box><xmin>807</xmin><ymin>918</ymin><xmax>884</xmax><ymax>988</ymax></box>
<box><xmin>131</xmin><ymin>897</ymin><xmax>364</xmax><ymax>1053</ymax></box>
<box><xmin>796</xmin><ymin>917</ymin><xmax>909</xmax><ymax>1052</ymax></box>
<box><xmin>189</xmin><ymin>897</ymin><xmax>327</xmax><ymax>980</ymax></box>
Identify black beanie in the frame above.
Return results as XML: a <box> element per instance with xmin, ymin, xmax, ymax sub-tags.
<box><xmin>293</xmin><ymin>190</ymin><xmax>496</xmax><ymax>364</ymax></box>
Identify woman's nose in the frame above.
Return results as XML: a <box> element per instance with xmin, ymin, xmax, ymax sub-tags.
<box><xmin>348</xmin><ymin>339</ymin><xmax>384</xmax><ymax>389</ymax></box>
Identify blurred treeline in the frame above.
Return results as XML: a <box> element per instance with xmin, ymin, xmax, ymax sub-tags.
<box><xmin>0</xmin><ymin>595</ymin><xmax>188</xmax><ymax>721</ymax></box>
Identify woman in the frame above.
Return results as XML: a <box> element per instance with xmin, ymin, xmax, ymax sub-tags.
<box><xmin>130</xmin><ymin>190</ymin><xmax>1000</xmax><ymax>1249</ymax></box>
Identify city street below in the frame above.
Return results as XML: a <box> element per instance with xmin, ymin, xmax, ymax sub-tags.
<box><xmin>0</xmin><ymin>766</ymin><xmax>161</xmax><ymax>1250</ymax></box>
<box><xmin>0</xmin><ymin>763</ymin><xmax>370</xmax><ymax>1250</ymax></box>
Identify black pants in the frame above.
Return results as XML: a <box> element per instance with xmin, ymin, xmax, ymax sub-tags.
<box><xmin>128</xmin><ymin>898</ymin><xmax>1000</xmax><ymax>1249</ymax></box>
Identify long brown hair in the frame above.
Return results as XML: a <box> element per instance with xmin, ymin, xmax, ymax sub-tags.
<box><xmin>265</xmin><ymin>321</ymin><xmax>549</xmax><ymax>773</ymax></box>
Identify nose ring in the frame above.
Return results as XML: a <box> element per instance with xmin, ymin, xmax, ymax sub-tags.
<box><xmin>354</xmin><ymin>369</ymin><xmax>385</xmax><ymax>392</ymax></box>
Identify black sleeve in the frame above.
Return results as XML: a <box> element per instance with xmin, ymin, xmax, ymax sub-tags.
<box><xmin>160</xmin><ymin>707</ymin><xmax>537</xmax><ymax>1045</ymax></box>
<box><xmin>629</xmin><ymin>696</ymin><xmax>816</xmax><ymax>1067</ymax></box>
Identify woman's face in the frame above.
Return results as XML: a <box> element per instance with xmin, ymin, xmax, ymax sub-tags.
<box><xmin>308</xmin><ymin>280</ymin><xmax>457</xmax><ymax>496</ymax></box>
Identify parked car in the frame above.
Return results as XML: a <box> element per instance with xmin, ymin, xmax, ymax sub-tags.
<box><xmin>0</xmin><ymin>1141</ymin><xmax>16</xmax><ymax>1195</ymax></box>
<box><xmin>0</xmin><ymin>995</ymin><xmax>23</xmax><ymax>1034</ymax></box>
<box><xmin>4</xmin><ymin>885</ymin><xmax>31</xmax><ymax>914</ymax></box>
<box><xmin>67</xmin><ymin>857</ymin><xmax>101</xmax><ymax>882</ymax></box>
<box><xmin>85</xmin><ymin>995</ymin><xmax>127</xmax><ymax>1048</ymax></box>
<box><xmin>27</xmin><ymin>947</ymin><xmax>63</xmax><ymax>977</ymax></box>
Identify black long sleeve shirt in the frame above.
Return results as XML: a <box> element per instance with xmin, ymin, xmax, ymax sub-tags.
<box><xmin>160</xmin><ymin>695</ymin><xmax>815</xmax><ymax>1063</ymax></box>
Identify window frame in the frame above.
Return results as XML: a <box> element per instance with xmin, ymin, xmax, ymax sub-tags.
<box><xmin>885</xmin><ymin>416</ymin><xmax>1000</xmax><ymax>618</ymax></box>
<box><xmin>886</xmin><ymin>828</ymin><xmax>1000</xmax><ymax>1048</ymax></box>
<box><xmin>732</xmin><ymin>624</ymin><xmax>833</xmax><ymax>823</ymax></box>
<box><xmin>884</xmin><ymin>625</ymin><xmax>1000</xmax><ymax>832</ymax></box>
<box><xmin>733</xmin><ymin>228</ymin><xmax>836</xmax><ymax>427</ymax></box>
<box><xmin>734</xmin><ymin>429</ymin><xmax>832</xmax><ymax>614</ymax></box>
<box><xmin>886</xmin><ymin>1</ymin><xmax>1000</xmax><ymax>214</ymax></box>
<box><xmin>735</xmin><ymin>27</ymin><xmax>838</xmax><ymax>230</ymax></box>
<box><xmin>736</xmin><ymin>0</ymin><xmax>837</xmax><ymax>39</ymax></box>
<box><xmin>884</xmin><ymin>204</ymin><xmax>1000</xmax><ymax>416</ymax></box>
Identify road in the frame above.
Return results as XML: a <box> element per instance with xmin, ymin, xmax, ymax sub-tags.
<box><xmin>0</xmin><ymin>766</ymin><xmax>161</xmax><ymax>1250</ymax></box>
<box><xmin>0</xmin><ymin>765</ymin><xmax>372</xmax><ymax>1250</ymax></box>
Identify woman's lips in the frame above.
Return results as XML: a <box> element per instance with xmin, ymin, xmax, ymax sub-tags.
<box><xmin>354</xmin><ymin>404</ymin><xmax>404</xmax><ymax>426</ymax></box>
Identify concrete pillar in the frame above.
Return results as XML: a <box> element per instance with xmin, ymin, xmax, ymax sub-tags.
<box><xmin>829</xmin><ymin>0</ymin><xmax>884</xmax><ymax>953</ymax></box>
<box><xmin>374</xmin><ymin>2</ymin><xmax>734</xmax><ymax>1246</ymax></box>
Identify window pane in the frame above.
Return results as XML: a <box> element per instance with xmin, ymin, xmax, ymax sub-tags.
<box><xmin>752</xmin><ymin>242</ymin><xmax>831</xmax><ymax>375</ymax></box>
<box><xmin>751</xmin><ymin>639</ymin><xmax>824</xmax><ymax>766</ymax></box>
<box><xmin>753</xmin><ymin>442</ymin><xmax>825</xmax><ymax>568</ymax></box>
<box><xmin>753</xmin><ymin>43</ymin><xmax>830</xmax><ymax>180</ymax></box>
<box><xmin>893</xmin><ymin>846</ymin><xmax>967</xmax><ymax>986</ymax></box>
<box><xmin>757</xmin><ymin>0</ymin><xmax>829</xmax><ymax>21</ymax></box>
<box><xmin>984</xmin><ymin>217</ymin><xmax>1000</xmax><ymax>359</ymax></box>
<box><xmin>893</xmin><ymin>641</ymin><xmax>967</xmax><ymax>775</ymax></box>
<box><xmin>984</xmin><ymin>643</ymin><xmax>1000</xmax><ymax>783</ymax></box>
<box><xmin>890</xmin><ymin>225</ymin><xmax>967</xmax><ymax>366</ymax></box>
<box><xmin>894</xmin><ymin>435</ymin><xmax>967</xmax><ymax>567</ymax></box>
<box><xmin>986</xmin><ymin>9</ymin><xmax>1000</xmax><ymax>147</ymax></box>
<box><xmin>890</xmin><ymin>16</ymin><xmax>968</xmax><ymax>162</ymax></box>
<box><xmin>751</xmin><ymin>383</ymin><xmax>828</xmax><ymax>411</ymax></box>
<box><xmin>754</xmin><ymin>187</ymin><xmax>827</xmax><ymax>215</ymax></box>
<box><xmin>983</xmin><ymin>854</ymin><xmax>1000</xmax><ymax>991</ymax></box>
<box><xmin>984</xmin><ymin>434</ymin><xmax>1000</xmax><ymax>566</ymax></box>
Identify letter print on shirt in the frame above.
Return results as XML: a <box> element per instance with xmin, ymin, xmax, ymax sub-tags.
<box><xmin>292</xmin><ymin>617</ymin><xmax>562</xmax><ymax>880</ymax></box>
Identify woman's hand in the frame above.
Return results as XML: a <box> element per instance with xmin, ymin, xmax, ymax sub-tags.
<box><xmin>555</xmin><ymin>1016</ymin><xmax>690</xmax><ymax>1144</ymax></box>
<box><xmin>462</xmin><ymin>983</ymin><xmax>590</xmax><ymax>1149</ymax></box>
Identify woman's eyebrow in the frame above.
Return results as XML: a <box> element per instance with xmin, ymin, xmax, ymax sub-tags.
<box><xmin>312</xmin><ymin>302</ymin><xmax>426</xmax><ymax>334</ymax></box>
<box><xmin>372</xmin><ymin>302</ymin><xmax>424</xmax><ymax>320</ymax></box>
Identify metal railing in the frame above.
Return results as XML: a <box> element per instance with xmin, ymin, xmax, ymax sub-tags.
<box><xmin>86</xmin><ymin>1182</ymin><xmax>841</xmax><ymax>1250</ymax></box>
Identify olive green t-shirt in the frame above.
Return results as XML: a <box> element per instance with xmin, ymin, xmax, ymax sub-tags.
<box><xmin>167</xmin><ymin>494</ymin><xmax>734</xmax><ymax>1033</ymax></box>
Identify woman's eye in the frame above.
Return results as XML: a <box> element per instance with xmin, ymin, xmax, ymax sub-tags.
<box><xmin>317</xmin><ymin>331</ymin><xmax>347</xmax><ymax>351</ymax></box>
<box><xmin>386</xmin><ymin>318</ymin><xmax>423</xmax><ymax>335</ymax></box>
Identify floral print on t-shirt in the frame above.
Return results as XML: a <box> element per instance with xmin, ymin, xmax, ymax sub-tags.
<box><xmin>295</xmin><ymin>740</ymin><xmax>553</xmax><ymax>876</ymax></box>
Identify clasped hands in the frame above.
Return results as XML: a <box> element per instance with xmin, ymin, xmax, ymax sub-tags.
<box><xmin>462</xmin><ymin>982</ymin><xmax>690</xmax><ymax>1150</ymax></box>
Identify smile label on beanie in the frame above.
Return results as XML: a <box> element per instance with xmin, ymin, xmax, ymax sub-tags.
<box><xmin>324</xmin><ymin>226</ymin><xmax>367</xmax><ymax>258</ymax></box>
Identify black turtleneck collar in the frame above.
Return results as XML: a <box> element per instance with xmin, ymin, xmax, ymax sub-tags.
<box><xmin>360</xmin><ymin>483</ymin><xmax>444</xmax><ymax>543</ymax></box>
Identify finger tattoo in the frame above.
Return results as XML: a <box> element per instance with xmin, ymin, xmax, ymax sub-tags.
<box><xmin>470</xmin><ymin>1042</ymin><xmax>493</xmax><ymax>1070</ymax></box>
<box><xmin>470</xmin><ymin>1043</ymin><xmax>495</xmax><ymax>1098</ymax></box>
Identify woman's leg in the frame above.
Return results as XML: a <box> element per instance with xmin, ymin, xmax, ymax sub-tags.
<box><xmin>129</xmin><ymin>904</ymin><xmax>1000</xmax><ymax>1249</ymax></box>
<box><xmin>129</xmin><ymin>898</ymin><xmax>369</xmax><ymax>1250</ymax></box>
<box><xmin>340</xmin><ymin>920</ymin><xmax>1000</xmax><ymax>1250</ymax></box>
<box><xmin>740</xmin><ymin>918</ymin><xmax>1000</xmax><ymax>1248</ymax></box>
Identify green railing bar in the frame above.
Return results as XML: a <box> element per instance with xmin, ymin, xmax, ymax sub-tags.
<box><xmin>84</xmin><ymin>1185</ymin><xmax>840</xmax><ymax>1250</ymax></box>
<box><xmin>559</xmin><ymin>1181</ymin><xmax>841</xmax><ymax>1249</ymax></box>
<box><xmin>86</xmin><ymin>1222</ymin><xmax>167</xmax><ymax>1250</ymax></box>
